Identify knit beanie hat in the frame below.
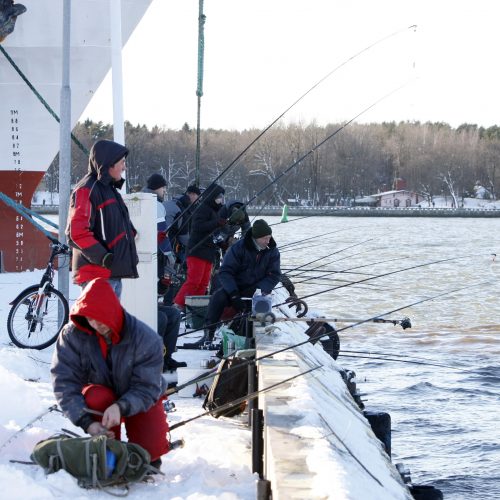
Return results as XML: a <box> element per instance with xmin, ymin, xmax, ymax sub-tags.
<box><xmin>252</xmin><ymin>219</ymin><xmax>272</xmax><ymax>239</ymax></box>
<box><xmin>186</xmin><ymin>184</ymin><xmax>201</xmax><ymax>195</ymax></box>
<box><xmin>147</xmin><ymin>173</ymin><xmax>167</xmax><ymax>190</ymax></box>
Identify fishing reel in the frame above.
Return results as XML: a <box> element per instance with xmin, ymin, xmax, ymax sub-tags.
<box><xmin>399</xmin><ymin>317</ymin><xmax>412</xmax><ymax>330</ymax></box>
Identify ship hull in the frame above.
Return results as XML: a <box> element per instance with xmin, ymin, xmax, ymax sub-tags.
<box><xmin>0</xmin><ymin>0</ymin><xmax>152</xmax><ymax>271</ymax></box>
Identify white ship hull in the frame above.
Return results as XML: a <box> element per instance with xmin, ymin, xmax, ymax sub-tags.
<box><xmin>0</xmin><ymin>0</ymin><xmax>152</xmax><ymax>271</ymax></box>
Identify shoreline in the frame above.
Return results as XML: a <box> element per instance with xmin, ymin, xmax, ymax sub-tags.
<box><xmin>32</xmin><ymin>205</ymin><xmax>500</xmax><ymax>217</ymax></box>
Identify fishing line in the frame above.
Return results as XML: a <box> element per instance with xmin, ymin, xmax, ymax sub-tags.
<box><xmin>169</xmin><ymin>365</ymin><xmax>321</xmax><ymax>430</ymax></box>
<box><xmin>171</xmin><ymin>282</ymin><xmax>480</xmax><ymax>395</ymax></box>
<box><xmin>171</xmin><ymin>27</ymin><xmax>417</xmax><ymax>240</ymax></box>
<box><xmin>209</xmin><ymin>25</ymin><xmax>417</xmax><ymax>187</ymax></box>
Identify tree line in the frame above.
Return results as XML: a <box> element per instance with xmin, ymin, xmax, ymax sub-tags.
<box><xmin>43</xmin><ymin>119</ymin><xmax>500</xmax><ymax>207</ymax></box>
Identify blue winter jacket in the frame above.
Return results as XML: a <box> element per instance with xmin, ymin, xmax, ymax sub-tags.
<box><xmin>51</xmin><ymin>279</ymin><xmax>166</xmax><ymax>432</ymax></box>
<box><xmin>218</xmin><ymin>230</ymin><xmax>281</xmax><ymax>295</ymax></box>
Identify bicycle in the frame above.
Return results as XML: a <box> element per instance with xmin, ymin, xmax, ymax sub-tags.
<box><xmin>7</xmin><ymin>236</ymin><xmax>71</xmax><ymax>350</ymax></box>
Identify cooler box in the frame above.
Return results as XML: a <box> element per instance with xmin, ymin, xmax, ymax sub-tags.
<box><xmin>176</xmin><ymin>366</ymin><xmax>215</xmax><ymax>398</ymax></box>
<box><xmin>221</xmin><ymin>326</ymin><xmax>249</xmax><ymax>356</ymax></box>
<box><xmin>185</xmin><ymin>295</ymin><xmax>211</xmax><ymax>329</ymax></box>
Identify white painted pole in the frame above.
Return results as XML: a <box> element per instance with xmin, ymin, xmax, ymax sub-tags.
<box><xmin>110</xmin><ymin>0</ymin><xmax>126</xmax><ymax>189</ymax></box>
<box><xmin>58</xmin><ymin>0</ymin><xmax>71</xmax><ymax>302</ymax></box>
<box><xmin>121</xmin><ymin>193</ymin><xmax>157</xmax><ymax>331</ymax></box>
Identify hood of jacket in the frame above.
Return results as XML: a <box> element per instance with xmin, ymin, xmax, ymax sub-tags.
<box><xmin>88</xmin><ymin>140</ymin><xmax>129</xmax><ymax>188</ymax></box>
<box><xmin>200</xmin><ymin>183</ymin><xmax>225</xmax><ymax>210</ymax></box>
<box><xmin>70</xmin><ymin>278</ymin><xmax>124</xmax><ymax>347</ymax></box>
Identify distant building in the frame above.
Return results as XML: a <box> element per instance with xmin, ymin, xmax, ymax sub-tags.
<box><xmin>372</xmin><ymin>190</ymin><xmax>423</xmax><ymax>208</ymax></box>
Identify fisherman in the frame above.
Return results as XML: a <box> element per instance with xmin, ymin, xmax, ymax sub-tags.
<box><xmin>141</xmin><ymin>173</ymin><xmax>175</xmax><ymax>281</ymax></box>
<box><xmin>51</xmin><ymin>278</ymin><xmax>170</xmax><ymax>468</ymax></box>
<box><xmin>163</xmin><ymin>184</ymin><xmax>202</xmax><ymax>265</ymax></box>
<box><xmin>188</xmin><ymin>219</ymin><xmax>281</xmax><ymax>348</ymax></box>
<box><xmin>172</xmin><ymin>183</ymin><xmax>227</xmax><ymax>311</ymax></box>
<box><xmin>212</xmin><ymin>200</ymin><xmax>250</xmax><ymax>253</ymax></box>
<box><xmin>66</xmin><ymin>139</ymin><xmax>138</xmax><ymax>299</ymax></box>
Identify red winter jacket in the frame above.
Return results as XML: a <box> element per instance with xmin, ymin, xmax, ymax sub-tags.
<box><xmin>51</xmin><ymin>278</ymin><xmax>165</xmax><ymax>432</ymax></box>
<box><xmin>66</xmin><ymin>140</ymin><xmax>138</xmax><ymax>284</ymax></box>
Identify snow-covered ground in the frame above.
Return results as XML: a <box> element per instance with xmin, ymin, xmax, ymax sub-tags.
<box><xmin>0</xmin><ymin>270</ymin><xmax>412</xmax><ymax>499</ymax></box>
<box><xmin>0</xmin><ymin>272</ymin><xmax>257</xmax><ymax>499</ymax></box>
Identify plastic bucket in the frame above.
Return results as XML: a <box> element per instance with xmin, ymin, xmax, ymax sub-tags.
<box><xmin>185</xmin><ymin>295</ymin><xmax>211</xmax><ymax>329</ymax></box>
<box><xmin>221</xmin><ymin>327</ymin><xmax>249</xmax><ymax>356</ymax></box>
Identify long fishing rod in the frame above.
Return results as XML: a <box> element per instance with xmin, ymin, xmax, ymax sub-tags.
<box><xmin>209</xmin><ymin>25</ymin><xmax>417</xmax><ymax>188</ymax></box>
<box><xmin>242</xmin><ymin>82</ymin><xmax>413</xmax><ymax>213</ymax></box>
<box><xmin>278</xmin><ymin>226</ymin><xmax>367</xmax><ymax>250</ymax></box>
<box><xmin>281</xmin><ymin>253</ymin><xmax>476</xmax><ymax>305</ymax></box>
<box><xmin>339</xmin><ymin>349</ymin><xmax>470</xmax><ymax>371</ymax></box>
<box><xmin>169</xmin><ymin>365</ymin><xmax>321</xmax><ymax>430</ymax></box>
<box><xmin>169</xmin><ymin>282</ymin><xmax>480</xmax><ymax>396</ymax></box>
<box><xmin>180</xmin><ymin>252</ymin><xmax>475</xmax><ymax>342</ymax></box>
<box><xmin>289</xmin><ymin>255</ymin><xmax>410</xmax><ymax>284</ymax></box>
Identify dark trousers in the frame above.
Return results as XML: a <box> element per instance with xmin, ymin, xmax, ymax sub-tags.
<box><xmin>158</xmin><ymin>305</ymin><xmax>181</xmax><ymax>359</ymax></box>
<box><xmin>204</xmin><ymin>287</ymin><xmax>254</xmax><ymax>336</ymax></box>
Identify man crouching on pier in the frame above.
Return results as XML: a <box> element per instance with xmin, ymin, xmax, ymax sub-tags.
<box><xmin>51</xmin><ymin>278</ymin><xmax>169</xmax><ymax>468</ymax></box>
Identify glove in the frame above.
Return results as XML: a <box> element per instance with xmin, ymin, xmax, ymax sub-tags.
<box><xmin>228</xmin><ymin>207</ymin><xmax>246</xmax><ymax>225</ymax></box>
<box><xmin>217</xmin><ymin>218</ymin><xmax>228</xmax><ymax>227</ymax></box>
<box><xmin>102</xmin><ymin>253</ymin><xmax>114</xmax><ymax>269</ymax></box>
<box><xmin>230</xmin><ymin>292</ymin><xmax>246</xmax><ymax>312</ymax></box>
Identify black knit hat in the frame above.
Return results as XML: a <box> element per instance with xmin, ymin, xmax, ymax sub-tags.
<box><xmin>147</xmin><ymin>173</ymin><xmax>167</xmax><ymax>190</ymax></box>
<box><xmin>186</xmin><ymin>184</ymin><xmax>201</xmax><ymax>195</ymax></box>
<box><xmin>252</xmin><ymin>219</ymin><xmax>272</xmax><ymax>239</ymax></box>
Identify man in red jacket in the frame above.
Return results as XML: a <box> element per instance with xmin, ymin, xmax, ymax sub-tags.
<box><xmin>51</xmin><ymin>278</ymin><xmax>170</xmax><ymax>467</ymax></box>
<box><xmin>66</xmin><ymin>140</ymin><xmax>139</xmax><ymax>298</ymax></box>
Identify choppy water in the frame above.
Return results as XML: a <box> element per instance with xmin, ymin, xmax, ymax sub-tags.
<box><xmin>269</xmin><ymin>216</ymin><xmax>500</xmax><ymax>500</ymax></box>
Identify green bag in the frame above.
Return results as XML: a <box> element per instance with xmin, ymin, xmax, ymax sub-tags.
<box><xmin>31</xmin><ymin>433</ymin><xmax>158</xmax><ymax>491</ymax></box>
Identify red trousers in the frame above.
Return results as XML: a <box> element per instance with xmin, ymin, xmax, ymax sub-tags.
<box><xmin>174</xmin><ymin>256</ymin><xmax>213</xmax><ymax>307</ymax></box>
<box><xmin>82</xmin><ymin>384</ymin><xmax>170</xmax><ymax>461</ymax></box>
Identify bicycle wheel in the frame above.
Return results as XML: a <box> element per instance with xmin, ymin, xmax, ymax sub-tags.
<box><xmin>7</xmin><ymin>285</ymin><xmax>69</xmax><ymax>350</ymax></box>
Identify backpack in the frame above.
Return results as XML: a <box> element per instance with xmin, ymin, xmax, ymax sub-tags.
<box><xmin>31</xmin><ymin>433</ymin><xmax>158</xmax><ymax>491</ymax></box>
<box><xmin>203</xmin><ymin>356</ymin><xmax>249</xmax><ymax>418</ymax></box>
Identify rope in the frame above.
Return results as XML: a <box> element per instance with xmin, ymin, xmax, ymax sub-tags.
<box><xmin>0</xmin><ymin>45</ymin><xmax>89</xmax><ymax>157</ymax></box>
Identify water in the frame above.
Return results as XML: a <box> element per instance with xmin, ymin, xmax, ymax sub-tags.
<box><xmin>269</xmin><ymin>216</ymin><xmax>500</xmax><ymax>500</ymax></box>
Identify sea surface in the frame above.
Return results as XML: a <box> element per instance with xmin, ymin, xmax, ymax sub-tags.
<box><xmin>268</xmin><ymin>215</ymin><xmax>500</xmax><ymax>500</ymax></box>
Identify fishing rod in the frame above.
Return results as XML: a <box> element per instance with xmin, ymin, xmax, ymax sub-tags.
<box><xmin>280</xmin><ymin>253</ymin><xmax>476</xmax><ymax>305</ymax></box>
<box><xmin>209</xmin><ymin>25</ymin><xmax>417</xmax><ymax>188</ymax></box>
<box><xmin>288</xmin><ymin>255</ymin><xmax>410</xmax><ymax>284</ymax></box>
<box><xmin>180</xmin><ymin>252</ymin><xmax>474</xmax><ymax>341</ymax></box>
<box><xmin>278</xmin><ymin>226</ymin><xmax>365</xmax><ymax>250</ymax></box>
<box><xmin>339</xmin><ymin>349</ymin><xmax>471</xmax><ymax>371</ymax></box>
<box><xmin>169</xmin><ymin>365</ymin><xmax>321</xmax><ymax>431</ymax></box>
<box><xmin>169</xmin><ymin>282</ymin><xmax>480</xmax><ymax>396</ymax></box>
<box><xmin>264</xmin><ymin>316</ymin><xmax>411</xmax><ymax>329</ymax></box>
<box><xmin>174</xmin><ymin>28</ymin><xmax>417</xmax><ymax>246</ymax></box>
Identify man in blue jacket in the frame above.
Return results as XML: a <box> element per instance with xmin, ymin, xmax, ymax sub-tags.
<box><xmin>188</xmin><ymin>219</ymin><xmax>281</xmax><ymax>348</ymax></box>
<box><xmin>51</xmin><ymin>278</ymin><xmax>170</xmax><ymax>467</ymax></box>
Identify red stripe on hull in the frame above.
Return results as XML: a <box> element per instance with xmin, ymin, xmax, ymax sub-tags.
<box><xmin>0</xmin><ymin>170</ymin><xmax>55</xmax><ymax>271</ymax></box>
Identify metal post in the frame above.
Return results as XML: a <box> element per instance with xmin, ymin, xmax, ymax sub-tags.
<box><xmin>251</xmin><ymin>408</ymin><xmax>264</xmax><ymax>478</ymax></box>
<box><xmin>110</xmin><ymin>0</ymin><xmax>126</xmax><ymax>190</ymax></box>
<box><xmin>195</xmin><ymin>0</ymin><xmax>206</xmax><ymax>186</ymax></box>
<box><xmin>247</xmin><ymin>315</ymin><xmax>257</xmax><ymax>425</ymax></box>
<box><xmin>58</xmin><ymin>0</ymin><xmax>71</xmax><ymax>305</ymax></box>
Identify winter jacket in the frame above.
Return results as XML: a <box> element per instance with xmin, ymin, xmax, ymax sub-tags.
<box><xmin>187</xmin><ymin>183</ymin><xmax>226</xmax><ymax>262</ymax></box>
<box><xmin>163</xmin><ymin>194</ymin><xmax>193</xmax><ymax>248</ymax></box>
<box><xmin>215</xmin><ymin>200</ymin><xmax>251</xmax><ymax>245</ymax></box>
<box><xmin>217</xmin><ymin>229</ymin><xmax>281</xmax><ymax>295</ymax></box>
<box><xmin>51</xmin><ymin>278</ymin><xmax>166</xmax><ymax>432</ymax></box>
<box><xmin>141</xmin><ymin>186</ymin><xmax>172</xmax><ymax>254</ymax></box>
<box><xmin>66</xmin><ymin>140</ymin><xmax>139</xmax><ymax>284</ymax></box>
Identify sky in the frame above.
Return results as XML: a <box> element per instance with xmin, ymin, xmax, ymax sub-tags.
<box><xmin>0</xmin><ymin>270</ymin><xmax>410</xmax><ymax>499</ymax></box>
<box><xmin>82</xmin><ymin>0</ymin><xmax>500</xmax><ymax>132</ymax></box>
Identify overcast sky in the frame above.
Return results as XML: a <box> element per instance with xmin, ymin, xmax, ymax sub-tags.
<box><xmin>82</xmin><ymin>0</ymin><xmax>500</xmax><ymax>131</ymax></box>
